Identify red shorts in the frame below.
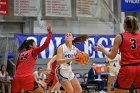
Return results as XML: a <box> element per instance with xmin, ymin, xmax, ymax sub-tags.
<box><xmin>47</xmin><ymin>73</ymin><xmax>58</xmax><ymax>87</ymax></box>
<box><xmin>12</xmin><ymin>76</ymin><xmax>35</xmax><ymax>92</ymax></box>
<box><xmin>115</xmin><ymin>65</ymin><xmax>140</xmax><ymax>89</ymax></box>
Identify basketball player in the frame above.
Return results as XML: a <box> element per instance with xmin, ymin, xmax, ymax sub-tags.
<box><xmin>105</xmin><ymin>47</ymin><xmax>121</xmax><ymax>93</ymax></box>
<box><xmin>12</xmin><ymin>25</ymin><xmax>52</xmax><ymax>93</ymax></box>
<box><xmin>95</xmin><ymin>16</ymin><xmax>140</xmax><ymax>93</ymax></box>
<box><xmin>56</xmin><ymin>32</ymin><xmax>88</xmax><ymax>93</ymax></box>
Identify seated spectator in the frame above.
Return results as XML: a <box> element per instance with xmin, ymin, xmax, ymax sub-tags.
<box><xmin>0</xmin><ymin>65</ymin><xmax>11</xmax><ymax>93</ymax></box>
<box><xmin>87</xmin><ymin>62</ymin><xmax>105</xmax><ymax>92</ymax></box>
<box><xmin>33</xmin><ymin>67</ymin><xmax>46</xmax><ymax>87</ymax></box>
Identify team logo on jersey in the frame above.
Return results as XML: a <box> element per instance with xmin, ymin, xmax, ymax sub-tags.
<box><xmin>65</xmin><ymin>54</ymin><xmax>73</xmax><ymax>58</ymax></box>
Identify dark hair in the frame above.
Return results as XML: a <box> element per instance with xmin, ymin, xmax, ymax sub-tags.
<box><xmin>37</xmin><ymin>67</ymin><xmax>43</xmax><ymax>71</ymax></box>
<box><xmin>124</xmin><ymin>16</ymin><xmax>139</xmax><ymax>34</ymax></box>
<box><xmin>72</xmin><ymin>34</ymin><xmax>89</xmax><ymax>45</ymax></box>
<box><xmin>53</xmin><ymin>44</ymin><xmax>61</xmax><ymax>56</ymax></box>
<box><xmin>1</xmin><ymin>65</ymin><xmax>5</xmax><ymax>71</ymax></box>
<box><xmin>18</xmin><ymin>39</ymin><xmax>35</xmax><ymax>52</ymax></box>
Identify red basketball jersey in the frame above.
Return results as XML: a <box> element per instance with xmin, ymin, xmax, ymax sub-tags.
<box><xmin>119</xmin><ymin>32</ymin><xmax>140</xmax><ymax>65</ymax></box>
<box><xmin>14</xmin><ymin>50</ymin><xmax>36</xmax><ymax>77</ymax></box>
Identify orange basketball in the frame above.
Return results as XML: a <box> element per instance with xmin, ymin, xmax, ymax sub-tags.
<box><xmin>76</xmin><ymin>52</ymin><xmax>89</xmax><ymax>64</ymax></box>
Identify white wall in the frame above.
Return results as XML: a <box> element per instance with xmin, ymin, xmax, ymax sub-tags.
<box><xmin>34</xmin><ymin>20</ymin><xmax>114</xmax><ymax>35</ymax></box>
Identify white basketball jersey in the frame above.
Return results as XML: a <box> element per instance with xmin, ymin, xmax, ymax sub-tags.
<box><xmin>0</xmin><ymin>71</ymin><xmax>6</xmax><ymax>80</ymax></box>
<box><xmin>106</xmin><ymin>54</ymin><xmax>121</xmax><ymax>68</ymax></box>
<box><xmin>59</xmin><ymin>44</ymin><xmax>77</xmax><ymax>70</ymax></box>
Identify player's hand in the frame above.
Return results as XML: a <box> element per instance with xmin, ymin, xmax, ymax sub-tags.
<box><xmin>47</xmin><ymin>25</ymin><xmax>52</xmax><ymax>33</ymax></box>
<box><xmin>95</xmin><ymin>44</ymin><xmax>105</xmax><ymax>52</ymax></box>
<box><xmin>71</xmin><ymin>55</ymin><xmax>80</xmax><ymax>62</ymax></box>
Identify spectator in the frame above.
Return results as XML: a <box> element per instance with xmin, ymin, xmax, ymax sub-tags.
<box><xmin>33</xmin><ymin>67</ymin><xmax>46</xmax><ymax>87</ymax></box>
<box><xmin>87</xmin><ymin>62</ymin><xmax>105</xmax><ymax>92</ymax></box>
<box><xmin>0</xmin><ymin>65</ymin><xmax>11</xmax><ymax>93</ymax></box>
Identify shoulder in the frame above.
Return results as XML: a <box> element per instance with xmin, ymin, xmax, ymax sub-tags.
<box><xmin>57</xmin><ymin>45</ymin><xmax>63</xmax><ymax>51</ymax></box>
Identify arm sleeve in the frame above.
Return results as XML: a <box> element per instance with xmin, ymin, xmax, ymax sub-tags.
<box><xmin>32</xmin><ymin>32</ymin><xmax>52</xmax><ymax>58</ymax></box>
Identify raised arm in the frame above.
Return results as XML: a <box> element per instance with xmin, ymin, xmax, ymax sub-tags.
<box><xmin>33</xmin><ymin>25</ymin><xmax>52</xmax><ymax>59</ymax></box>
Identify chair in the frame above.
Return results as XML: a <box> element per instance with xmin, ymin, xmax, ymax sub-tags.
<box><xmin>82</xmin><ymin>73</ymin><xmax>97</xmax><ymax>93</ymax></box>
<box><xmin>75</xmin><ymin>73</ymin><xmax>85</xmax><ymax>83</ymax></box>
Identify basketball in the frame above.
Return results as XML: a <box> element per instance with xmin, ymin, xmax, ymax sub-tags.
<box><xmin>76</xmin><ymin>52</ymin><xmax>89</xmax><ymax>64</ymax></box>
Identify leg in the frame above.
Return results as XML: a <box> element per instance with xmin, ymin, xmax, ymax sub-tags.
<box><xmin>61</xmin><ymin>90</ymin><xmax>67</xmax><ymax>93</ymax></box>
<box><xmin>114</xmin><ymin>88</ymin><xmax>128</xmax><ymax>93</ymax></box>
<box><xmin>60</xmin><ymin>80</ymin><xmax>74</xmax><ymax>93</ymax></box>
<box><xmin>8</xmin><ymin>83</ymin><xmax>11</xmax><ymax>93</ymax></box>
<box><xmin>28</xmin><ymin>84</ymin><xmax>44</xmax><ymax>93</ymax></box>
<box><xmin>136</xmin><ymin>89</ymin><xmax>140</xmax><ymax>93</ymax></box>
<box><xmin>1</xmin><ymin>83</ymin><xmax>5</xmax><ymax>93</ymax></box>
<box><xmin>107</xmin><ymin>76</ymin><xmax>115</xmax><ymax>93</ymax></box>
<box><xmin>70</xmin><ymin>78</ymin><xmax>82</xmax><ymax>93</ymax></box>
<box><xmin>48</xmin><ymin>86</ymin><xmax>54</xmax><ymax>93</ymax></box>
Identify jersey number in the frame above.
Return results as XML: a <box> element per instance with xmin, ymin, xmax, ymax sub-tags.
<box><xmin>20</xmin><ymin>53</ymin><xmax>28</xmax><ymax>60</ymax></box>
<box><xmin>67</xmin><ymin>62</ymin><xmax>71</xmax><ymax>66</ymax></box>
<box><xmin>130</xmin><ymin>39</ymin><xmax>136</xmax><ymax>49</ymax></box>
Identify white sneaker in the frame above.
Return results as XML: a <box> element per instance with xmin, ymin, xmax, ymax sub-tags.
<box><xmin>99</xmin><ymin>90</ymin><xmax>106</xmax><ymax>93</ymax></box>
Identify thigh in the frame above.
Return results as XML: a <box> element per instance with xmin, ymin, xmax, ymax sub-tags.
<box><xmin>60</xmin><ymin>80</ymin><xmax>74</xmax><ymax>93</ymax></box>
<box><xmin>70</xmin><ymin>78</ymin><xmax>82</xmax><ymax>93</ymax></box>
<box><xmin>108</xmin><ymin>76</ymin><xmax>115</xmax><ymax>84</ymax></box>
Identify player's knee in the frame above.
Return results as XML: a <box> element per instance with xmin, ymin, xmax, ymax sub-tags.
<box><xmin>66</xmin><ymin>88</ymin><xmax>74</xmax><ymax>93</ymax></box>
<box><xmin>74</xmin><ymin>86</ymin><xmax>82</xmax><ymax>93</ymax></box>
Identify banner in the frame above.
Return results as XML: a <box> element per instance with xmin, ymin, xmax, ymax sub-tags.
<box><xmin>121</xmin><ymin>0</ymin><xmax>140</xmax><ymax>12</ymax></box>
<box><xmin>14</xmin><ymin>34</ymin><xmax>115</xmax><ymax>58</ymax></box>
<box><xmin>0</xmin><ymin>0</ymin><xmax>8</xmax><ymax>15</ymax></box>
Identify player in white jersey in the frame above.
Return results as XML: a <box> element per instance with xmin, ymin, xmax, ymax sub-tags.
<box><xmin>56</xmin><ymin>32</ymin><xmax>88</xmax><ymax>93</ymax></box>
<box><xmin>105</xmin><ymin>47</ymin><xmax>121</xmax><ymax>93</ymax></box>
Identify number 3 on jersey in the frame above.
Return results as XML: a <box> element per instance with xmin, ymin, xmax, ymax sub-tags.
<box><xmin>130</xmin><ymin>39</ymin><xmax>136</xmax><ymax>49</ymax></box>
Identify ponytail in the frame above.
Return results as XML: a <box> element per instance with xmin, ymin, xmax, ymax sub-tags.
<box><xmin>18</xmin><ymin>40</ymin><xmax>27</xmax><ymax>52</ymax></box>
<box><xmin>131</xmin><ymin>17</ymin><xmax>139</xmax><ymax>34</ymax></box>
<box><xmin>124</xmin><ymin>16</ymin><xmax>139</xmax><ymax>34</ymax></box>
<box><xmin>72</xmin><ymin>34</ymin><xmax>89</xmax><ymax>45</ymax></box>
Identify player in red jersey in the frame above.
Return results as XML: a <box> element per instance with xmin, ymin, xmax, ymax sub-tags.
<box><xmin>95</xmin><ymin>16</ymin><xmax>140</xmax><ymax>93</ymax></box>
<box><xmin>12</xmin><ymin>25</ymin><xmax>52</xmax><ymax>93</ymax></box>
<box><xmin>46</xmin><ymin>45</ymin><xmax>66</xmax><ymax>93</ymax></box>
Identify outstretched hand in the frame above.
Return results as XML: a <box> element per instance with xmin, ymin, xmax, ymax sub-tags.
<box><xmin>47</xmin><ymin>25</ymin><xmax>52</xmax><ymax>32</ymax></box>
<box><xmin>94</xmin><ymin>44</ymin><xmax>105</xmax><ymax>52</ymax></box>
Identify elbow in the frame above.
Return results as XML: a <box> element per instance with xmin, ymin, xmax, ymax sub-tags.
<box><xmin>56</xmin><ymin>59</ymin><xmax>61</xmax><ymax>64</ymax></box>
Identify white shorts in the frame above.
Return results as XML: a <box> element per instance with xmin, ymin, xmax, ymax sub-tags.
<box><xmin>109</xmin><ymin>67</ymin><xmax>120</xmax><ymax>76</ymax></box>
<box><xmin>56</xmin><ymin>68</ymin><xmax>75</xmax><ymax>82</ymax></box>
